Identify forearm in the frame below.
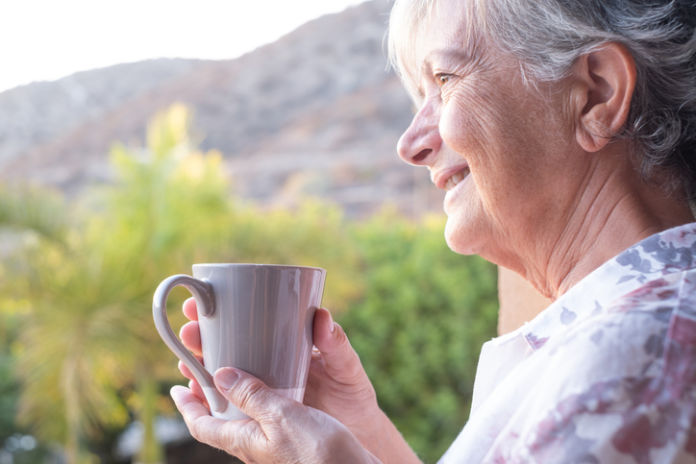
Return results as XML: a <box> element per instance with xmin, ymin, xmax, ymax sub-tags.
<box><xmin>354</xmin><ymin>408</ymin><xmax>422</xmax><ymax>464</ymax></box>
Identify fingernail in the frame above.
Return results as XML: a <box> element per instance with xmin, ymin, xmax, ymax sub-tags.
<box><xmin>170</xmin><ymin>385</ymin><xmax>187</xmax><ymax>401</ymax></box>
<box><xmin>215</xmin><ymin>368</ymin><xmax>239</xmax><ymax>390</ymax></box>
<box><xmin>328</xmin><ymin>310</ymin><xmax>336</xmax><ymax>333</ymax></box>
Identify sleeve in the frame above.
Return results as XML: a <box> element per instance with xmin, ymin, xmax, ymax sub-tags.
<box><xmin>494</xmin><ymin>375</ymin><xmax>696</xmax><ymax>464</ymax></box>
<box><xmin>490</xmin><ymin>309</ymin><xmax>696</xmax><ymax>463</ymax></box>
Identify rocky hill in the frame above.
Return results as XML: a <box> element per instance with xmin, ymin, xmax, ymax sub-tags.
<box><xmin>0</xmin><ymin>0</ymin><xmax>444</xmax><ymax>218</ymax></box>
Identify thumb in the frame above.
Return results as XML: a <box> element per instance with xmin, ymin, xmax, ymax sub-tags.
<box><xmin>214</xmin><ymin>368</ymin><xmax>289</xmax><ymax>421</ymax></box>
<box><xmin>312</xmin><ymin>308</ymin><xmax>365</xmax><ymax>380</ymax></box>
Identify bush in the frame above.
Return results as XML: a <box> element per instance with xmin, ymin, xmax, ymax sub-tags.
<box><xmin>0</xmin><ymin>105</ymin><xmax>499</xmax><ymax>463</ymax></box>
<box><xmin>341</xmin><ymin>211</ymin><xmax>498</xmax><ymax>462</ymax></box>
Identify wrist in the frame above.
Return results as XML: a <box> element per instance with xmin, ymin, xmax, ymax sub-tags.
<box><xmin>323</xmin><ymin>423</ymin><xmax>385</xmax><ymax>464</ymax></box>
<box><xmin>356</xmin><ymin>407</ymin><xmax>421</xmax><ymax>464</ymax></box>
<box><xmin>349</xmin><ymin>402</ymin><xmax>385</xmax><ymax>446</ymax></box>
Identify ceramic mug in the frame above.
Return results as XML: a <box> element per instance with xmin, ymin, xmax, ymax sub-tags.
<box><xmin>153</xmin><ymin>263</ymin><xmax>326</xmax><ymax>420</ymax></box>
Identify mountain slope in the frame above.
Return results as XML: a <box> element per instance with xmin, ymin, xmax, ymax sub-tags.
<box><xmin>0</xmin><ymin>0</ymin><xmax>442</xmax><ymax>216</ymax></box>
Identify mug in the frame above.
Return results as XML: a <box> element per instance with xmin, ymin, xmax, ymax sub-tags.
<box><xmin>153</xmin><ymin>263</ymin><xmax>326</xmax><ymax>420</ymax></box>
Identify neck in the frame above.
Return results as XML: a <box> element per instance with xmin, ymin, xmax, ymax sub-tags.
<box><xmin>517</xmin><ymin>153</ymin><xmax>693</xmax><ymax>300</ymax></box>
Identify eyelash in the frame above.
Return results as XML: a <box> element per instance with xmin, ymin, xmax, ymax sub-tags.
<box><xmin>435</xmin><ymin>73</ymin><xmax>453</xmax><ymax>86</ymax></box>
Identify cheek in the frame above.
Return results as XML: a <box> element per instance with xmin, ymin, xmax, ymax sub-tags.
<box><xmin>439</xmin><ymin>104</ymin><xmax>474</xmax><ymax>154</ymax></box>
<box><xmin>439</xmin><ymin>88</ymin><xmax>497</xmax><ymax>158</ymax></box>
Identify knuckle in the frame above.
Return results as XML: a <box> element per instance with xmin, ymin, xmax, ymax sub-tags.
<box><xmin>235</xmin><ymin>377</ymin><xmax>266</xmax><ymax>411</ymax></box>
<box><xmin>188</xmin><ymin>420</ymin><xmax>203</xmax><ymax>442</ymax></box>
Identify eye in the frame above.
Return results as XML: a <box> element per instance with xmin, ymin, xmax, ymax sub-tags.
<box><xmin>435</xmin><ymin>73</ymin><xmax>453</xmax><ymax>86</ymax></box>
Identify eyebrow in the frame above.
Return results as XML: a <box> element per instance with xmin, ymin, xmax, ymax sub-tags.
<box><xmin>408</xmin><ymin>44</ymin><xmax>479</xmax><ymax>102</ymax></box>
<box><xmin>423</xmin><ymin>48</ymin><xmax>476</xmax><ymax>69</ymax></box>
<box><xmin>414</xmin><ymin>48</ymin><xmax>476</xmax><ymax>98</ymax></box>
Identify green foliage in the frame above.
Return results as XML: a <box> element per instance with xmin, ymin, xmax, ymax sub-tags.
<box><xmin>0</xmin><ymin>185</ymin><xmax>67</xmax><ymax>245</ymax></box>
<box><xmin>219</xmin><ymin>199</ymin><xmax>361</xmax><ymax>312</ymax></box>
<box><xmin>0</xmin><ymin>103</ymin><xmax>499</xmax><ymax>463</ymax></box>
<box><xmin>0</xmin><ymin>104</ymin><xmax>234</xmax><ymax>461</ymax></box>
<box><xmin>341</xmin><ymin>211</ymin><xmax>498</xmax><ymax>462</ymax></box>
<box><xmin>0</xmin><ymin>315</ymin><xmax>21</xmax><ymax>442</ymax></box>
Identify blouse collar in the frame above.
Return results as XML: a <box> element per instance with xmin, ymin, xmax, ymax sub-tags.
<box><xmin>516</xmin><ymin>222</ymin><xmax>696</xmax><ymax>350</ymax></box>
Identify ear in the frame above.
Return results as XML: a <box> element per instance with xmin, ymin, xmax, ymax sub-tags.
<box><xmin>569</xmin><ymin>42</ymin><xmax>636</xmax><ymax>152</ymax></box>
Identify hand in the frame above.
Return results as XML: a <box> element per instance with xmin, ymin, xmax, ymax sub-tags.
<box><xmin>177</xmin><ymin>299</ymin><xmax>379</xmax><ymax>437</ymax></box>
<box><xmin>171</xmin><ymin>367</ymin><xmax>380</xmax><ymax>463</ymax></box>
<box><xmin>305</xmin><ymin>307</ymin><xmax>383</xmax><ymax>447</ymax></box>
<box><xmin>178</xmin><ymin>298</ymin><xmax>421</xmax><ymax>463</ymax></box>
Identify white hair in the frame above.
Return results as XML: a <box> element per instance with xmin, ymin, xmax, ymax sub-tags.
<box><xmin>388</xmin><ymin>0</ymin><xmax>696</xmax><ymax>198</ymax></box>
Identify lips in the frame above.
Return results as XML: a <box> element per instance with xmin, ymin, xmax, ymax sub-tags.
<box><xmin>444</xmin><ymin>170</ymin><xmax>469</xmax><ymax>190</ymax></box>
<box><xmin>434</xmin><ymin>165</ymin><xmax>470</xmax><ymax>191</ymax></box>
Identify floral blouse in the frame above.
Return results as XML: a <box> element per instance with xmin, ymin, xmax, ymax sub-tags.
<box><xmin>440</xmin><ymin>223</ymin><xmax>696</xmax><ymax>464</ymax></box>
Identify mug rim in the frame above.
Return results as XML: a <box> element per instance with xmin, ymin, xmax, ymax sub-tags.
<box><xmin>192</xmin><ymin>263</ymin><xmax>325</xmax><ymax>272</ymax></box>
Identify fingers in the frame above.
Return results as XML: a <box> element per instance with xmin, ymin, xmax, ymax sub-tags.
<box><xmin>177</xmin><ymin>360</ymin><xmax>209</xmax><ymax>405</ymax></box>
<box><xmin>214</xmin><ymin>368</ymin><xmax>291</xmax><ymax>423</ymax></box>
<box><xmin>171</xmin><ymin>385</ymin><xmax>215</xmax><ymax>421</ymax></box>
<box><xmin>183</xmin><ymin>297</ymin><xmax>199</xmax><ymax>321</ymax></box>
<box><xmin>170</xmin><ymin>385</ymin><xmax>266</xmax><ymax>458</ymax></box>
<box><xmin>189</xmin><ymin>377</ymin><xmax>208</xmax><ymax>405</ymax></box>
<box><xmin>178</xmin><ymin>299</ymin><xmax>207</xmax><ymax>405</ymax></box>
<box><xmin>312</xmin><ymin>308</ymin><xmax>365</xmax><ymax>381</ymax></box>
<box><xmin>313</xmin><ymin>307</ymin><xmax>337</xmax><ymax>346</ymax></box>
<box><xmin>179</xmin><ymin>321</ymin><xmax>202</xmax><ymax>355</ymax></box>
<box><xmin>178</xmin><ymin>360</ymin><xmax>197</xmax><ymax>379</ymax></box>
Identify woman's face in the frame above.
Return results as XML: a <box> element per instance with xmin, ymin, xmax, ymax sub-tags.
<box><xmin>397</xmin><ymin>0</ymin><xmax>578</xmax><ymax>265</ymax></box>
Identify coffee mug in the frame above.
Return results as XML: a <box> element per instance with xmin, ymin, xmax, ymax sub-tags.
<box><xmin>153</xmin><ymin>263</ymin><xmax>326</xmax><ymax>420</ymax></box>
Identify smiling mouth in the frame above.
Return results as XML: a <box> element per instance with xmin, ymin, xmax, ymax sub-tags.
<box><xmin>443</xmin><ymin>168</ymin><xmax>470</xmax><ymax>191</ymax></box>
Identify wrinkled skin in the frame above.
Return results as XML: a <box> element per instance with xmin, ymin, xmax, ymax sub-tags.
<box><xmin>173</xmin><ymin>298</ymin><xmax>420</xmax><ymax>463</ymax></box>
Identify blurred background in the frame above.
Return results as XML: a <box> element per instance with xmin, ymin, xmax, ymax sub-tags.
<box><xmin>0</xmin><ymin>1</ymin><xmax>499</xmax><ymax>462</ymax></box>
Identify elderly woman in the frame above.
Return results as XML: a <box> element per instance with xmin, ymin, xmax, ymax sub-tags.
<box><xmin>170</xmin><ymin>0</ymin><xmax>696</xmax><ymax>462</ymax></box>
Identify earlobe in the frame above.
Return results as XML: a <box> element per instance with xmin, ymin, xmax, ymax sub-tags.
<box><xmin>571</xmin><ymin>43</ymin><xmax>637</xmax><ymax>153</ymax></box>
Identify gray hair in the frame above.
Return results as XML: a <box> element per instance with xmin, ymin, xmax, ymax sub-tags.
<box><xmin>388</xmin><ymin>0</ymin><xmax>696</xmax><ymax>198</ymax></box>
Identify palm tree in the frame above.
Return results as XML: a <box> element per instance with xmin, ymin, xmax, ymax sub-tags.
<box><xmin>0</xmin><ymin>103</ymin><xmax>361</xmax><ymax>463</ymax></box>
<box><xmin>0</xmin><ymin>104</ymin><xmax>233</xmax><ymax>463</ymax></box>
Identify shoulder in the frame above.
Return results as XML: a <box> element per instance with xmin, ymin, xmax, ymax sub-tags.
<box><xmin>498</xmin><ymin>271</ymin><xmax>696</xmax><ymax>463</ymax></box>
<box><xmin>533</xmin><ymin>270</ymin><xmax>696</xmax><ymax>404</ymax></box>
<box><xmin>545</xmin><ymin>268</ymin><xmax>696</xmax><ymax>368</ymax></box>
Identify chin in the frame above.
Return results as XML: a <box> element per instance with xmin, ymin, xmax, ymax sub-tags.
<box><xmin>444</xmin><ymin>215</ymin><xmax>480</xmax><ymax>256</ymax></box>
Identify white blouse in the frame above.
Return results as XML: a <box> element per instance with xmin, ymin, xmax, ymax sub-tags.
<box><xmin>440</xmin><ymin>223</ymin><xmax>696</xmax><ymax>464</ymax></box>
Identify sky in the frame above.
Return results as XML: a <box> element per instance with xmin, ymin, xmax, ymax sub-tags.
<box><xmin>0</xmin><ymin>0</ymin><xmax>367</xmax><ymax>93</ymax></box>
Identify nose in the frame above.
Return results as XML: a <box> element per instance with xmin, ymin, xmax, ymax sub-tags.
<box><xmin>397</xmin><ymin>100</ymin><xmax>442</xmax><ymax>166</ymax></box>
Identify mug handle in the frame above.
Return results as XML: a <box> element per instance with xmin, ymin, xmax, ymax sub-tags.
<box><xmin>152</xmin><ymin>274</ymin><xmax>227</xmax><ymax>413</ymax></box>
